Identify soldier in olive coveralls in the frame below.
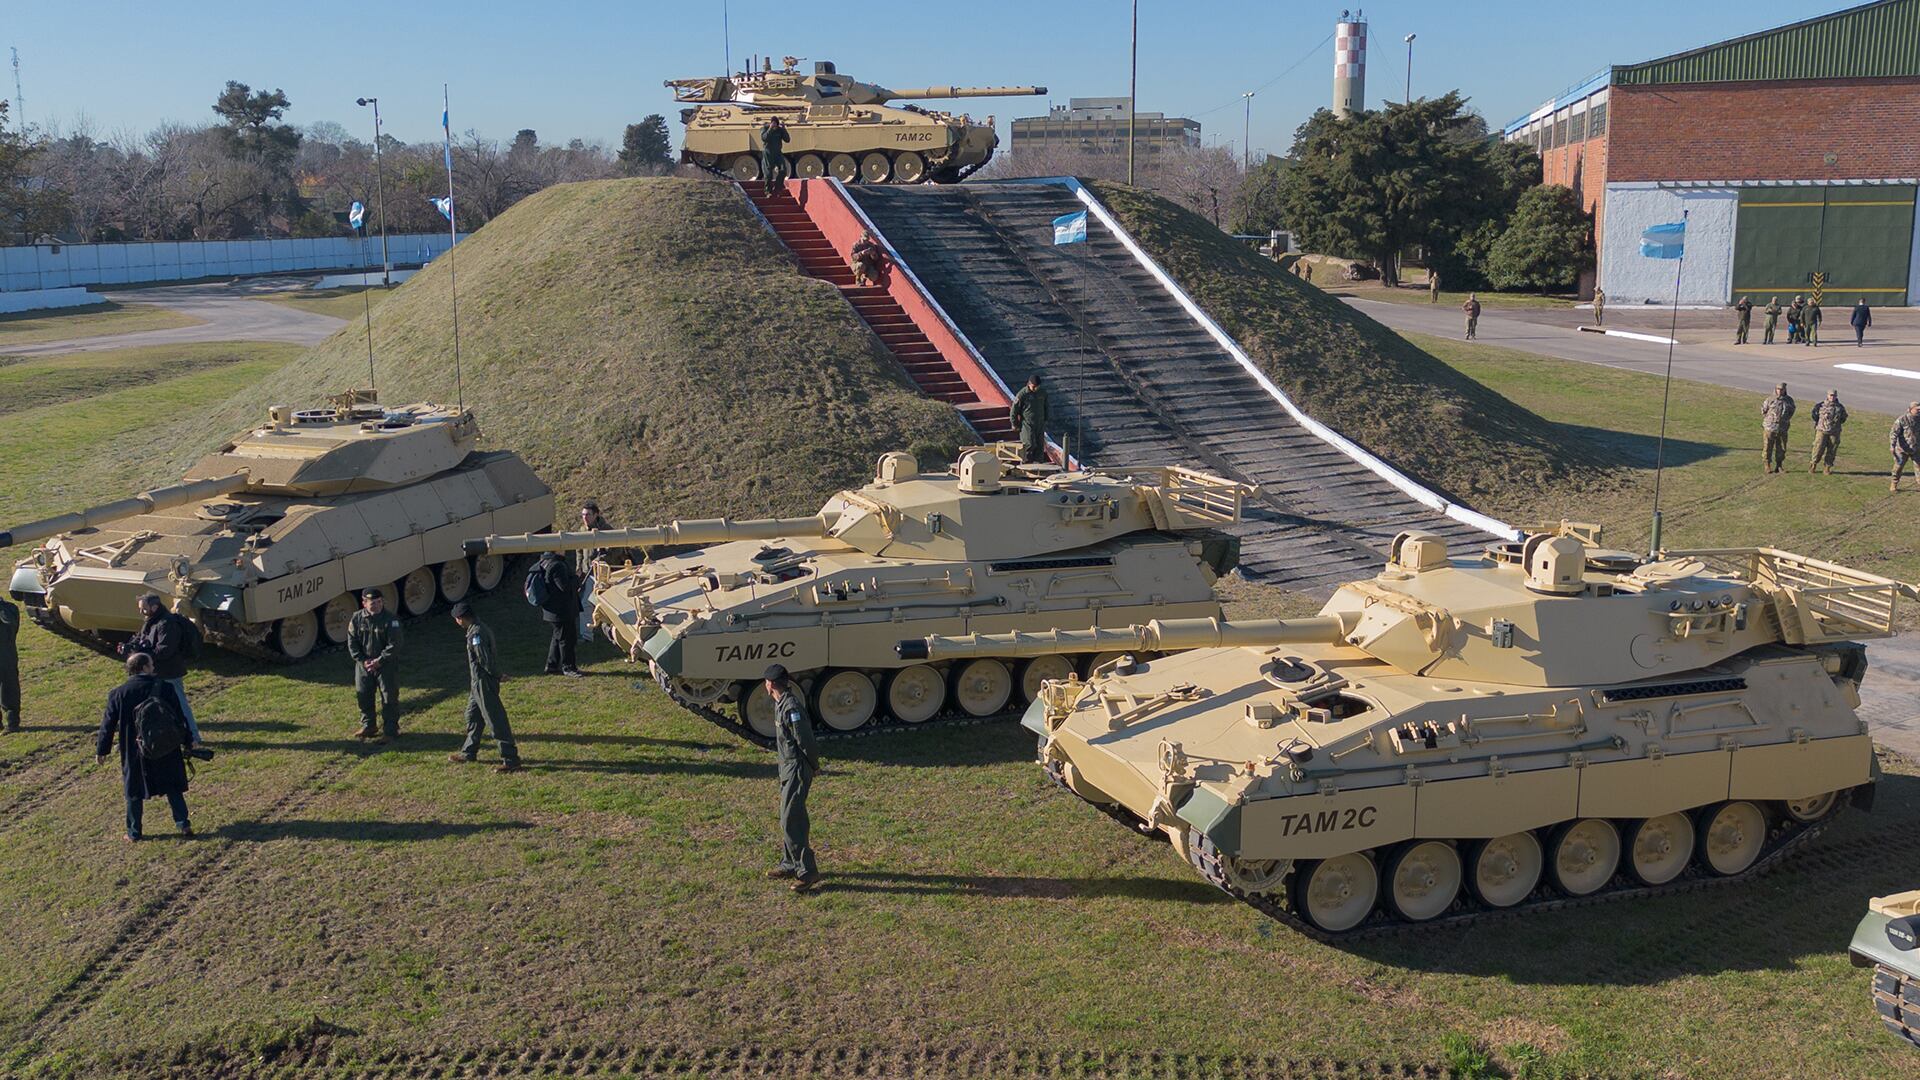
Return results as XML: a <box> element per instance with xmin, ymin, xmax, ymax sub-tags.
<box><xmin>448</xmin><ymin>603</ymin><xmax>521</xmax><ymax>772</ymax></box>
<box><xmin>761</xmin><ymin>663</ymin><xmax>820</xmax><ymax>892</ymax></box>
<box><xmin>1009</xmin><ymin>374</ymin><xmax>1050</xmax><ymax>464</ymax></box>
<box><xmin>347</xmin><ymin>590</ymin><xmax>402</xmax><ymax>740</ymax></box>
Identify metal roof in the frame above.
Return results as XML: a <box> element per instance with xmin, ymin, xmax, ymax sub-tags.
<box><xmin>1502</xmin><ymin>69</ymin><xmax>1609</xmax><ymax>135</ymax></box>
<box><xmin>1613</xmin><ymin>0</ymin><xmax>1920</xmax><ymax>85</ymax></box>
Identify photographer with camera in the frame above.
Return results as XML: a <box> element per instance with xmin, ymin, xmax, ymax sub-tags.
<box><xmin>96</xmin><ymin>652</ymin><xmax>208</xmax><ymax>842</ymax></box>
<box><xmin>120</xmin><ymin>594</ymin><xmax>205</xmax><ymax>747</ymax></box>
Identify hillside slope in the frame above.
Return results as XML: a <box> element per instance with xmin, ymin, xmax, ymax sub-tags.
<box><xmin>1088</xmin><ymin>181</ymin><xmax>1578</xmax><ymax>504</ymax></box>
<box><xmin>195</xmin><ymin>178</ymin><xmax>972</xmax><ymax>524</ymax></box>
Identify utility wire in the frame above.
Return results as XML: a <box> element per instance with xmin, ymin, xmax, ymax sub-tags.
<box><xmin>1187</xmin><ymin>32</ymin><xmax>1335</xmax><ymax>120</ymax></box>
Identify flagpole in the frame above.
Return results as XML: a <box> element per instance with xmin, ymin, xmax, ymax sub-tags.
<box><xmin>1648</xmin><ymin>208</ymin><xmax>1688</xmax><ymax>556</ymax></box>
<box><xmin>355</xmin><ymin>213</ymin><xmax>376</xmax><ymax>394</ymax></box>
<box><xmin>443</xmin><ymin>83</ymin><xmax>463</xmax><ymax>411</ymax></box>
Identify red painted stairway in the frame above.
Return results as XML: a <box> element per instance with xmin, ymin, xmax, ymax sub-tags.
<box><xmin>744</xmin><ymin>184</ymin><xmax>1016</xmax><ymax>442</ymax></box>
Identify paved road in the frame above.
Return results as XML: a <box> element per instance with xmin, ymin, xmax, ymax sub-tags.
<box><xmin>1863</xmin><ymin>637</ymin><xmax>1920</xmax><ymax>760</ymax></box>
<box><xmin>0</xmin><ymin>278</ymin><xmax>347</xmax><ymax>358</ymax></box>
<box><xmin>1346</xmin><ymin>296</ymin><xmax>1920</xmax><ymax>416</ymax></box>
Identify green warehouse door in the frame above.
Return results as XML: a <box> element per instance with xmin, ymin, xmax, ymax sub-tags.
<box><xmin>1732</xmin><ymin>185</ymin><xmax>1915</xmax><ymax>305</ymax></box>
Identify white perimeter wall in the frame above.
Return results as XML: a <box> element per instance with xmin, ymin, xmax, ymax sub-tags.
<box><xmin>0</xmin><ymin>287</ymin><xmax>107</xmax><ymax>314</ymax></box>
<box><xmin>1599</xmin><ymin>183</ymin><xmax>1739</xmax><ymax>306</ymax></box>
<box><xmin>0</xmin><ymin>233</ymin><xmax>460</xmax><ymax>293</ymax></box>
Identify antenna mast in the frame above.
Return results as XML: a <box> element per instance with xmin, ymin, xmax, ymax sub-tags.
<box><xmin>10</xmin><ymin>48</ymin><xmax>22</xmax><ymax>127</ymax></box>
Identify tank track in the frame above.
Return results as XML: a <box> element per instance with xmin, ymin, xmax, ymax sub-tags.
<box><xmin>1872</xmin><ymin>963</ymin><xmax>1920</xmax><ymax>1049</ymax></box>
<box><xmin>654</xmin><ymin>667</ymin><xmax>1024</xmax><ymax>751</ymax></box>
<box><xmin>1069</xmin><ymin>773</ymin><xmax>1849</xmax><ymax>942</ymax></box>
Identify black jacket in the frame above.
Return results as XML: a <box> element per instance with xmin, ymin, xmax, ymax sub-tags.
<box><xmin>97</xmin><ymin>675</ymin><xmax>192</xmax><ymax>799</ymax></box>
<box><xmin>129</xmin><ymin>611</ymin><xmax>190</xmax><ymax>680</ymax></box>
<box><xmin>0</xmin><ymin>598</ymin><xmax>18</xmax><ymax>669</ymax></box>
<box><xmin>536</xmin><ymin>554</ymin><xmax>580</xmax><ymax>624</ymax></box>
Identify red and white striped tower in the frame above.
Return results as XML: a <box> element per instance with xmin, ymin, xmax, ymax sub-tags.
<box><xmin>1333</xmin><ymin>11</ymin><xmax>1367</xmax><ymax>117</ymax></box>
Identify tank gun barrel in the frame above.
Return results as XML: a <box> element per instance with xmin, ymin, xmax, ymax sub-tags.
<box><xmin>0</xmin><ymin>472</ymin><xmax>250</xmax><ymax>549</ymax></box>
<box><xmin>465</xmin><ymin>513</ymin><xmax>838</xmax><ymax>557</ymax></box>
<box><xmin>897</xmin><ymin>614</ymin><xmax>1358</xmax><ymax>662</ymax></box>
<box><xmin>880</xmin><ymin>85</ymin><xmax>1047</xmax><ymax>101</ymax></box>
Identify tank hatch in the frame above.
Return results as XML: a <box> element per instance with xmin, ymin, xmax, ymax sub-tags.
<box><xmin>189</xmin><ymin>395</ymin><xmax>479</xmax><ymax>497</ymax></box>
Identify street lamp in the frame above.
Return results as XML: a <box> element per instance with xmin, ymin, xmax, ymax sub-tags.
<box><xmin>1403</xmin><ymin>34</ymin><xmax>1416</xmax><ymax>103</ymax></box>
<box><xmin>355</xmin><ymin>96</ymin><xmax>391</xmax><ymax>286</ymax></box>
<box><xmin>1241</xmin><ymin>90</ymin><xmax>1255</xmax><ymax>171</ymax></box>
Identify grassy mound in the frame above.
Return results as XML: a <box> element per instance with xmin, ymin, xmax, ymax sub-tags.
<box><xmin>195</xmin><ymin>178</ymin><xmax>972</xmax><ymax>524</ymax></box>
<box><xmin>1089</xmin><ymin>181</ymin><xmax>1579</xmax><ymax>504</ymax></box>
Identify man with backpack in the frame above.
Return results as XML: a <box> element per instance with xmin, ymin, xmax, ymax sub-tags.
<box><xmin>529</xmin><ymin>550</ymin><xmax>583</xmax><ymax>677</ymax></box>
<box><xmin>121</xmin><ymin>594</ymin><xmax>203</xmax><ymax>746</ymax></box>
<box><xmin>1</xmin><ymin>597</ymin><xmax>21</xmax><ymax>733</ymax></box>
<box><xmin>96</xmin><ymin>651</ymin><xmax>194</xmax><ymax>841</ymax></box>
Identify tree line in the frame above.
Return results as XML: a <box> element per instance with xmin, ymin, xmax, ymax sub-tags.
<box><xmin>985</xmin><ymin>92</ymin><xmax>1594</xmax><ymax>293</ymax></box>
<box><xmin>0</xmin><ymin>83</ymin><xmax>677</xmax><ymax>245</ymax></box>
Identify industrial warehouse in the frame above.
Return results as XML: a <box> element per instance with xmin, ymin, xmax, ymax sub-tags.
<box><xmin>1506</xmin><ymin>0</ymin><xmax>1920</xmax><ymax>304</ymax></box>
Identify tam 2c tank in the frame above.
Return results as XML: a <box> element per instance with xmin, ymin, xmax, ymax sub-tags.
<box><xmin>907</xmin><ymin>526</ymin><xmax>1912</xmax><ymax>935</ymax></box>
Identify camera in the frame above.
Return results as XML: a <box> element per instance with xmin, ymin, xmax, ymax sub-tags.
<box><xmin>186</xmin><ymin>746</ymin><xmax>215</xmax><ymax>762</ymax></box>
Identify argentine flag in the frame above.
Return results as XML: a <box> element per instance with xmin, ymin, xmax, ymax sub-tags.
<box><xmin>1053</xmin><ymin>210</ymin><xmax>1088</xmax><ymax>245</ymax></box>
<box><xmin>1640</xmin><ymin>221</ymin><xmax>1685</xmax><ymax>259</ymax></box>
<box><xmin>349</xmin><ymin>201</ymin><xmax>365</xmax><ymax>229</ymax></box>
<box><xmin>430</xmin><ymin>196</ymin><xmax>454</xmax><ymax>221</ymax></box>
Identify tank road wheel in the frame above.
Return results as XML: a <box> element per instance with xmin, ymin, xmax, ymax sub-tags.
<box><xmin>737</xmin><ymin>680</ymin><xmax>780</xmax><ymax>741</ymax></box>
<box><xmin>437</xmin><ymin>558</ymin><xmax>472</xmax><ymax>604</ymax></box>
<box><xmin>859</xmin><ymin>151</ymin><xmax>892</xmax><ymax>183</ymax></box>
<box><xmin>1017</xmin><ymin>655</ymin><xmax>1078</xmax><ymax>704</ymax></box>
<box><xmin>400</xmin><ymin>567</ymin><xmax>437</xmax><ymax>617</ymax></box>
<box><xmin>1626</xmin><ymin>812</ymin><xmax>1697</xmax><ymax>886</ymax></box>
<box><xmin>1695</xmin><ymin>801</ymin><xmax>1768</xmax><ymax>876</ymax></box>
<box><xmin>951</xmin><ymin>658</ymin><xmax>1014</xmax><ymax>718</ymax></box>
<box><xmin>471</xmin><ymin>554</ymin><xmax>507</xmax><ymax>593</ymax></box>
<box><xmin>1289</xmin><ymin>853</ymin><xmax>1379</xmax><ymax>934</ymax></box>
<box><xmin>1382</xmin><ymin>840</ymin><xmax>1463</xmax><ymax>923</ymax></box>
<box><xmin>320</xmin><ymin>593</ymin><xmax>357</xmax><ymax>646</ymax></box>
<box><xmin>728</xmin><ymin>154</ymin><xmax>761</xmax><ymax>182</ymax></box>
<box><xmin>1186</xmin><ymin>829</ymin><xmax>1289</xmax><ymax>896</ymax></box>
<box><xmin>274</xmin><ymin>609</ymin><xmax>321</xmax><ymax>661</ymax></box>
<box><xmin>375</xmin><ymin>581</ymin><xmax>401</xmax><ymax>613</ymax></box>
<box><xmin>892</xmin><ymin>151</ymin><xmax>926</xmax><ymax>183</ymax></box>
<box><xmin>1782</xmin><ymin>791</ymin><xmax>1840</xmax><ymax>823</ymax></box>
<box><xmin>883</xmin><ymin>664</ymin><xmax>947</xmax><ymax>724</ymax></box>
<box><xmin>1465</xmin><ymin>832</ymin><xmax>1544</xmax><ymax>909</ymax></box>
<box><xmin>793</xmin><ymin>153</ymin><xmax>826</xmax><ymax>179</ymax></box>
<box><xmin>827</xmin><ymin>153</ymin><xmax>858</xmax><ymax>183</ymax></box>
<box><xmin>810</xmin><ymin>669</ymin><xmax>879</xmax><ymax>732</ymax></box>
<box><xmin>1548</xmin><ymin>818</ymin><xmax>1621</xmax><ymax>897</ymax></box>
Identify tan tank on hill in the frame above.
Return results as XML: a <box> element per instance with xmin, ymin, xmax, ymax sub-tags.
<box><xmin>472</xmin><ymin>447</ymin><xmax>1249</xmax><ymax>745</ymax></box>
<box><xmin>1850</xmin><ymin>890</ymin><xmax>1920</xmax><ymax>1049</ymax></box>
<box><xmin>667</xmin><ymin>58</ymin><xmax>1045</xmax><ymax>183</ymax></box>
<box><xmin>905</xmin><ymin>525</ymin><xmax>1912</xmax><ymax>935</ymax></box>
<box><xmin>4</xmin><ymin>391</ymin><xmax>554</xmax><ymax>661</ymax></box>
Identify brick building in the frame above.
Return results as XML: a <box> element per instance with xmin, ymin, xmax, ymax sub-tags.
<box><xmin>1504</xmin><ymin>0</ymin><xmax>1920</xmax><ymax>305</ymax></box>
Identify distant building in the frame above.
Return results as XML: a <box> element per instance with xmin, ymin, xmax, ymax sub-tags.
<box><xmin>1505</xmin><ymin>0</ymin><xmax>1920</xmax><ymax>305</ymax></box>
<box><xmin>1010</xmin><ymin>97</ymin><xmax>1201</xmax><ymax>159</ymax></box>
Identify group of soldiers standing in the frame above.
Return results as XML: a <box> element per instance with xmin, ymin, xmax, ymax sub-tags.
<box><xmin>1735</xmin><ymin>296</ymin><xmax>1873</xmax><ymax>347</ymax></box>
<box><xmin>1762</xmin><ymin>383</ymin><xmax>1920</xmax><ymax>490</ymax></box>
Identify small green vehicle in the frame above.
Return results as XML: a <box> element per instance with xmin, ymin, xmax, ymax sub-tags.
<box><xmin>1849</xmin><ymin>890</ymin><xmax>1920</xmax><ymax>1049</ymax></box>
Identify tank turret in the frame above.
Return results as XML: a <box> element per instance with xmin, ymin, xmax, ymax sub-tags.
<box><xmin>8</xmin><ymin>391</ymin><xmax>553</xmax><ymax>662</ymax></box>
<box><xmin>470</xmin><ymin>447</ymin><xmax>1251</xmax><ymax>747</ymax></box>
<box><xmin>668</xmin><ymin>58</ymin><xmax>1046</xmax><ymax>183</ymax></box>
<box><xmin>959</xmin><ymin>526</ymin><xmax>1909</xmax><ymax>936</ymax></box>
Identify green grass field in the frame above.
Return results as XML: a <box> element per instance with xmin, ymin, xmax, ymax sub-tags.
<box><xmin>0</xmin><ymin>301</ymin><xmax>202</xmax><ymax>346</ymax></box>
<box><xmin>1</xmin><ymin>337</ymin><xmax>1916</xmax><ymax>1078</ymax></box>
<box><xmin>261</xmin><ymin>286</ymin><xmax>392</xmax><ymax>322</ymax></box>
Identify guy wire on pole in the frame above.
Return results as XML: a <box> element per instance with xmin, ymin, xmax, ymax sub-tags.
<box><xmin>1649</xmin><ymin>208</ymin><xmax>1688</xmax><ymax>556</ymax></box>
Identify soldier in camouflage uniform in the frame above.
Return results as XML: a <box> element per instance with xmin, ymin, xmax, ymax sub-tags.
<box><xmin>347</xmin><ymin>589</ymin><xmax>403</xmax><ymax>740</ymax></box>
<box><xmin>1761</xmin><ymin>383</ymin><xmax>1796</xmax><ymax>474</ymax></box>
<box><xmin>1892</xmin><ymin>403</ymin><xmax>1920</xmax><ymax>492</ymax></box>
<box><xmin>1809</xmin><ymin>390</ymin><xmax>1847</xmax><ymax>475</ymax></box>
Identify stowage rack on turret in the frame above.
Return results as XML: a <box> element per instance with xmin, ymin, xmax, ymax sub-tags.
<box><xmin>471</xmin><ymin>447</ymin><xmax>1251</xmax><ymax>747</ymax></box>
<box><xmin>905</xmin><ymin>525</ymin><xmax>1917</xmax><ymax>936</ymax></box>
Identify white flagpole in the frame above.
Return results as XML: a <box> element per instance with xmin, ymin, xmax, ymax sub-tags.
<box><xmin>443</xmin><ymin>83</ymin><xmax>463</xmax><ymax>411</ymax></box>
<box><xmin>355</xmin><ymin>212</ymin><xmax>375</xmax><ymax>393</ymax></box>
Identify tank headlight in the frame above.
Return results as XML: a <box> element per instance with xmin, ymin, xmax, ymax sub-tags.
<box><xmin>8</xmin><ymin>564</ymin><xmax>46</xmax><ymax>599</ymax></box>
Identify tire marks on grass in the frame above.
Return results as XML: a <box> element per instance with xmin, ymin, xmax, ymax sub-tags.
<box><xmin>13</xmin><ymin>749</ymin><xmax>365</xmax><ymax>1051</ymax></box>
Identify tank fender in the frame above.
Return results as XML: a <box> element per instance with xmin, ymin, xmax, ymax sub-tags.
<box><xmin>1176</xmin><ymin>785</ymin><xmax>1241</xmax><ymax>854</ymax></box>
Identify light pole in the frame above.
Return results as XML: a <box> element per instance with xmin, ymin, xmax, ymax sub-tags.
<box><xmin>1403</xmin><ymin>34</ymin><xmax>1416</xmax><ymax>102</ymax></box>
<box><xmin>355</xmin><ymin>96</ymin><xmax>391</xmax><ymax>286</ymax></box>
<box><xmin>1127</xmin><ymin>0</ymin><xmax>1138</xmax><ymax>186</ymax></box>
<box><xmin>1241</xmin><ymin>90</ymin><xmax>1255</xmax><ymax>170</ymax></box>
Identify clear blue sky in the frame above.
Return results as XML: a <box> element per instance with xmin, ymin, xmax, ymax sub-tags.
<box><xmin>8</xmin><ymin>1</ymin><xmax>1843</xmax><ymax>156</ymax></box>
